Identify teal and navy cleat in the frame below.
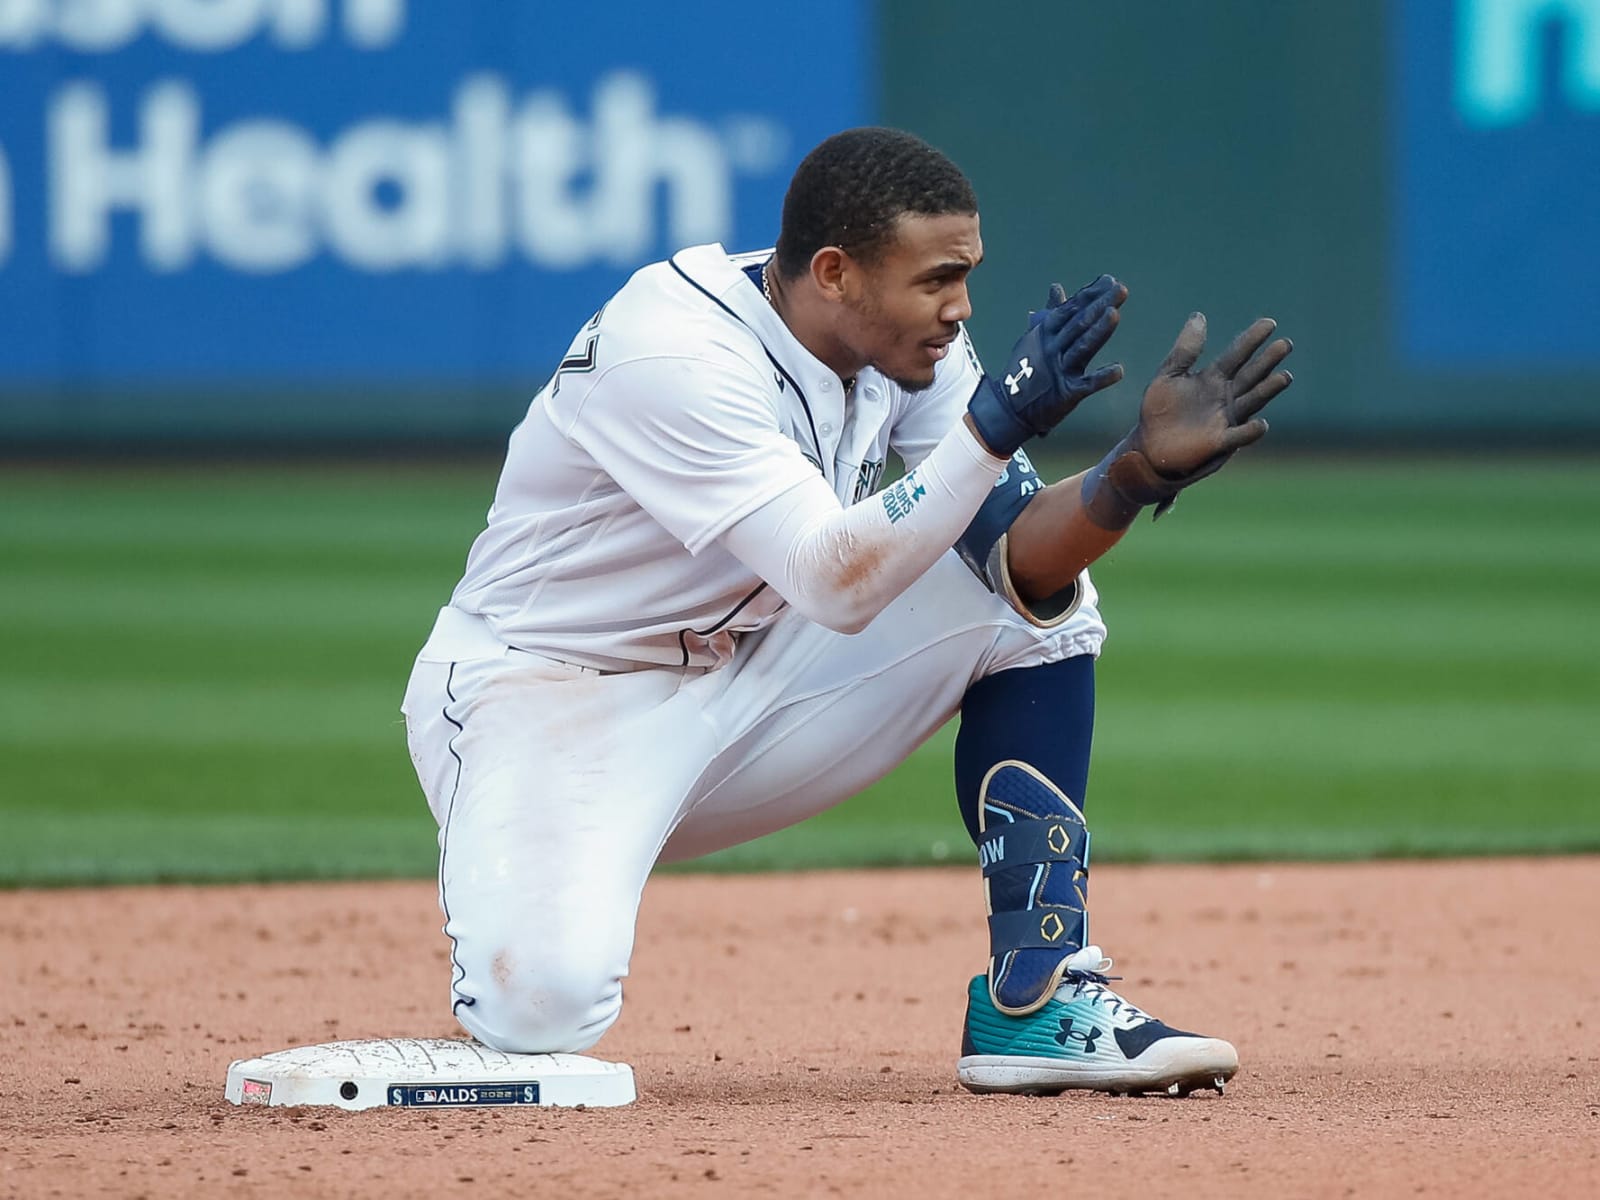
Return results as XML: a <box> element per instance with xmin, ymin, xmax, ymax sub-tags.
<box><xmin>957</xmin><ymin>947</ymin><xmax>1239</xmax><ymax>1097</ymax></box>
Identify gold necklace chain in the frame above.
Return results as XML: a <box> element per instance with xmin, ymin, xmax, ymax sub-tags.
<box><xmin>765</xmin><ymin>260</ymin><xmax>853</xmax><ymax>397</ymax></box>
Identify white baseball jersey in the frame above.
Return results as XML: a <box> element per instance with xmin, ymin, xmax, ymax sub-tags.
<box><xmin>446</xmin><ymin>242</ymin><xmax>1101</xmax><ymax>671</ymax></box>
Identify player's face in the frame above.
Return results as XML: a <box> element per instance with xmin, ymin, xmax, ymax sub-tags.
<box><xmin>848</xmin><ymin>213</ymin><xmax>982</xmax><ymax>392</ymax></box>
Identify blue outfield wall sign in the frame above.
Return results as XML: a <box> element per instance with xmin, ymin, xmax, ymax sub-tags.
<box><xmin>1395</xmin><ymin>0</ymin><xmax>1600</xmax><ymax>371</ymax></box>
<box><xmin>0</xmin><ymin>1</ymin><xmax>871</xmax><ymax>390</ymax></box>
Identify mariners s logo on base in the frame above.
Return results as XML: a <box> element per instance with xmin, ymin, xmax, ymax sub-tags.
<box><xmin>388</xmin><ymin>1082</ymin><xmax>542</xmax><ymax>1107</ymax></box>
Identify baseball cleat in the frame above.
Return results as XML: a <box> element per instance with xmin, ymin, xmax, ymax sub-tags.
<box><xmin>957</xmin><ymin>946</ymin><xmax>1238</xmax><ymax>1097</ymax></box>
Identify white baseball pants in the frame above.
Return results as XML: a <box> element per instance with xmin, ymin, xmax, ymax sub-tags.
<box><xmin>401</xmin><ymin>551</ymin><xmax>1103</xmax><ymax>1054</ymax></box>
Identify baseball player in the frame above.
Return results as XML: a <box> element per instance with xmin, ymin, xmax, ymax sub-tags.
<box><xmin>402</xmin><ymin>127</ymin><xmax>1294</xmax><ymax>1096</ymax></box>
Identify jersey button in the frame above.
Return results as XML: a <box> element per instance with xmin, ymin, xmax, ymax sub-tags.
<box><xmin>820</xmin><ymin>422</ymin><xmax>835</xmax><ymax>435</ymax></box>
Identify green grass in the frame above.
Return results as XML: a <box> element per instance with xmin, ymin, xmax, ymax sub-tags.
<box><xmin>2</xmin><ymin>458</ymin><xmax>1596</xmax><ymax>885</ymax></box>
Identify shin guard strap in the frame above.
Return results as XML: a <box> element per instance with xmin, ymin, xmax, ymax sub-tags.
<box><xmin>988</xmin><ymin>906</ymin><xmax>1086</xmax><ymax>952</ymax></box>
<box><xmin>977</xmin><ymin>818</ymin><xmax>1089</xmax><ymax>879</ymax></box>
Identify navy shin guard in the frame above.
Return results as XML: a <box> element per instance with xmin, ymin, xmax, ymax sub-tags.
<box><xmin>956</xmin><ymin>656</ymin><xmax>1095</xmax><ymax>1015</ymax></box>
<box><xmin>976</xmin><ymin>761</ymin><xmax>1091</xmax><ymax>1014</ymax></box>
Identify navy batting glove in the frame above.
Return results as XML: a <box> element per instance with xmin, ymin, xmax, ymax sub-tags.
<box><xmin>1028</xmin><ymin>281</ymin><xmax>1071</xmax><ymax>329</ymax></box>
<box><xmin>967</xmin><ymin>275</ymin><xmax>1128</xmax><ymax>459</ymax></box>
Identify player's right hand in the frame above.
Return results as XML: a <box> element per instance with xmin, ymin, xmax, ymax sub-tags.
<box><xmin>966</xmin><ymin>275</ymin><xmax>1129</xmax><ymax>458</ymax></box>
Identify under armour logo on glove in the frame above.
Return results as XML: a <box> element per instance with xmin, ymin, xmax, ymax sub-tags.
<box><xmin>966</xmin><ymin>275</ymin><xmax>1127</xmax><ymax>458</ymax></box>
<box><xmin>1054</xmin><ymin>1017</ymin><xmax>1101</xmax><ymax>1054</ymax></box>
<box><xmin>1004</xmin><ymin>358</ymin><xmax>1034</xmax><ymax>395</ymax></box>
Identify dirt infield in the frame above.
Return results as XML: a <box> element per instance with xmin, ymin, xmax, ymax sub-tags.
<box><xmin>3</xmin><ymin>859</ymin><xmax>1597</xmax><ymax>1198</ymax></box>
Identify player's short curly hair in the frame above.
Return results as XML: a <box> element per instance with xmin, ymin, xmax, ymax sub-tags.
<box><xmin>774</xmin><ymin>127</ymin><xmax>977</xmax><ymax>280</ymax></box>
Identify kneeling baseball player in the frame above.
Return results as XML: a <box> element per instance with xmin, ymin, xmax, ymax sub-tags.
<box><xmin>402</xmin><ymin>127</ymin><xmax>1294</xmax><ymax>1096</ymax></box>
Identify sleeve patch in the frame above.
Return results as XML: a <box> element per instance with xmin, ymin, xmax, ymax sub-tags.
<box><xmin>881</xmin><ymin>470</ymin><xmax>929</xmax><ymax>524</ymax></box>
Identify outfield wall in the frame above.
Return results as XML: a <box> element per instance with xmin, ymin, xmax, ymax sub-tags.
<box><xmin>1</xmin><ymin>0</ymin><xmax>1596</xmax><ymax>446</ymax></box>
<box><xmin>882</xmin><ymin>0</ymin><xmax>1600</xmax><ymax>445</ymax></box>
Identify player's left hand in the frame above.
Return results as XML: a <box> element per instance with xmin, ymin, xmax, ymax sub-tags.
<box><xmin>1133</xmin><ymin>312</ymin><xmax>1294</xmax><ymax>481</ymax></box>
<box><xmin>1079</xmin><ymin>313</ymin><xmax>1295</xmax><ymax>528</ymax></box>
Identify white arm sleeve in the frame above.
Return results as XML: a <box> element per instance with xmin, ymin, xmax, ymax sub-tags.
<box><xmin>719</xmin><ymin>420</ymin><xmax>1008</xmax><ymax>634</ymax></box>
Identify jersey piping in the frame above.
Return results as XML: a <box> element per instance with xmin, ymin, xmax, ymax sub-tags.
<box><xmin>667</xmin><ymin>253</ymin><xmax>825</xmax><ymax>477</ymax></box>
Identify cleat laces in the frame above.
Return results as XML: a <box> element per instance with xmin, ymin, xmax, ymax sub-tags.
<box><xmin>1058</xmin><ymin>945</ymin><xmax>1151</xmax><ymax>1026</ymax></box>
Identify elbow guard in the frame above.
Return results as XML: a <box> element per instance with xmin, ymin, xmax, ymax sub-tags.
<box><xmin>955</xmin><ymin>448</ymin><xmax>1044</xmax><ymax>584</ymax></box>
<box><xmin>955</xmin><ymin>450</ymin><xmax>1082</xmax><ymax>627</ymax></box>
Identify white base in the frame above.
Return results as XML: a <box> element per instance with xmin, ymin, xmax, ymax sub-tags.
<box><xmin>225</xmin><ymin>1038</ymin><xmax>635</xmax><ymax>1110</ymax></box>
